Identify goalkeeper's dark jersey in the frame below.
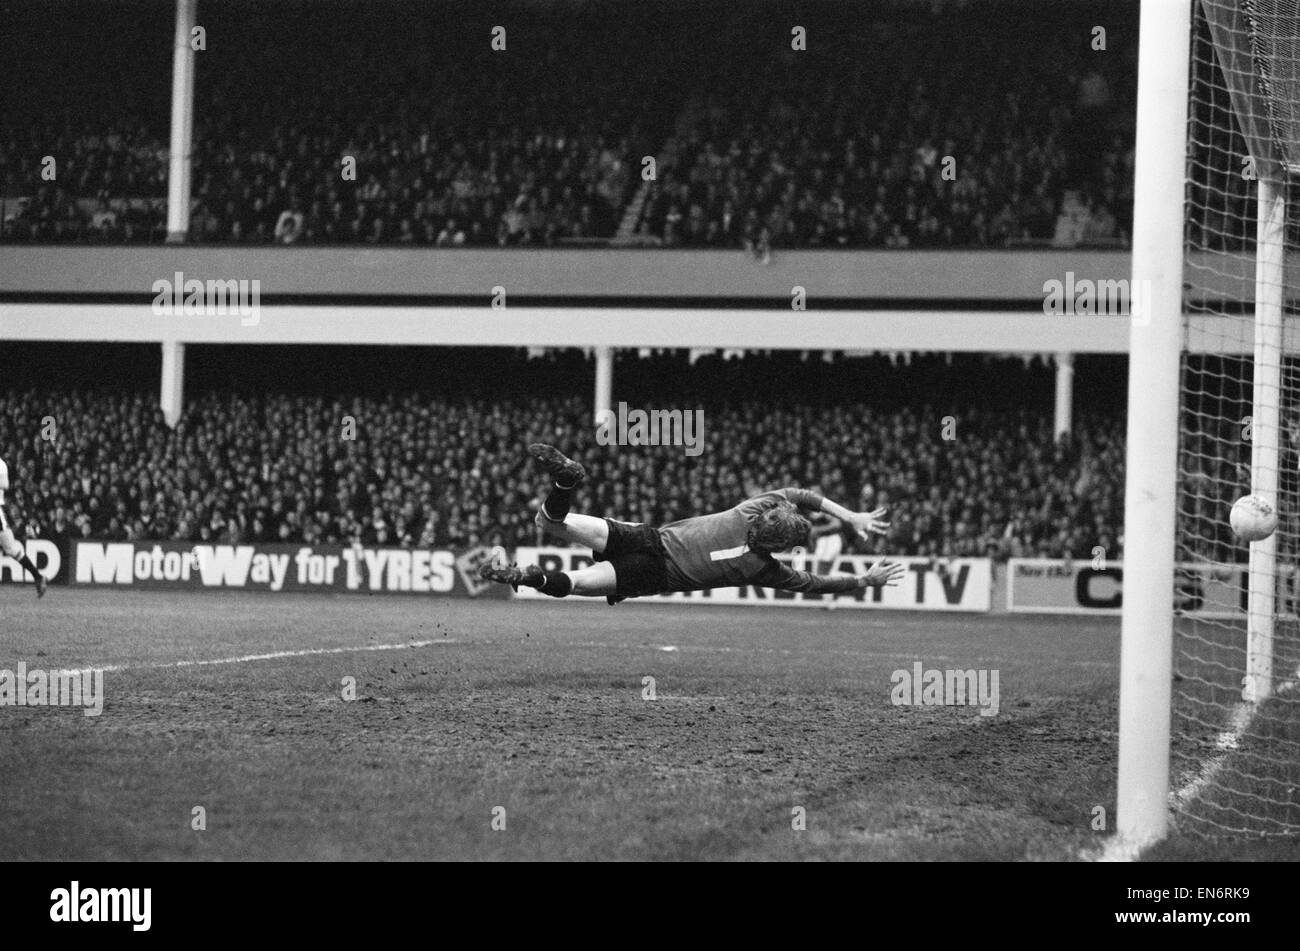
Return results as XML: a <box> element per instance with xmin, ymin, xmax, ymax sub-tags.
<box><xmin>657</xmin><ymin>488</ymin><xmax>856</xmax><ymax>594</ymax></box>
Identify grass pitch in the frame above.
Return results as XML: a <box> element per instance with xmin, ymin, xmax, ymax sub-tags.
<box><xmin>0</xmin><ymin>587</ymin><xmax>1294</xmax><ymax>860</ymax></box>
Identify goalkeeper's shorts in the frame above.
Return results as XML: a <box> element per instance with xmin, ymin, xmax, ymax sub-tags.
<box><xmin>594</xmin><ymin>519</ymin><xmax>669</xmax><ymax>601</ymax></box>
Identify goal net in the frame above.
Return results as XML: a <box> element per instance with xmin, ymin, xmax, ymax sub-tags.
<box><xmin>1176</xmin><ymin>0</ymin><xmax>1300</xmax><ymax>836</ymax></box>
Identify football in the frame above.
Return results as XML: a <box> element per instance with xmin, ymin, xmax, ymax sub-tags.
<box><xmin>1230</xmin><ymin>494</ymin><xmax>1278</xmax><ymax>542</ymax></box>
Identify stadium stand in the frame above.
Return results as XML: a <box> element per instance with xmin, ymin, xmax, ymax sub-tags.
<box><xmin>0</xmin><ymin>0</ymin><xmax>1136</xmax><ymax>249</ymax></box>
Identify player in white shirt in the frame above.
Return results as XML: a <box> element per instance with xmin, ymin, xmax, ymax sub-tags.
<box><xmin>811</xmin><ymin>518</ymin><xmax>846</xmax><ymax>571</ymax></box>
<box><xmin>806</xmin><ymin>484</ymin><xmax>848</xmax><ymax>572</ymax></box>
<box><xmin>0</xmin><ymin>456</ymin><xmax>48</xmax><ymax>598</ymax></box>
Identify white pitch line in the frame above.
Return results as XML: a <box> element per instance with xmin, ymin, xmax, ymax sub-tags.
<box><xmin>52</xmin><ymin>639</ymin><xmax>459</xmax><ymax>677</ymax></box>
<box><xmin>1168</xmin><ymin>702</ymin><xmax>1253</xmax><ymax>805</ymax></box>
<box><xmin>1164</xmin><ymin>670</ymin><xmax>1299</xmax><ymax>815</ymax></box>
<box><xmin>553</xmin><ymin>641</ymin><xmax>1045</xmax><ymax>664</ymax></box>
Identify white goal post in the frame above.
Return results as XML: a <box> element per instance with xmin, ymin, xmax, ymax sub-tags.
<box><xmin>1118</xmin><ymin>0</ymin><xmax>1193</xmax><ymax>850</ymax></box>
<box><xmin>1120</xmin><ymin>0</ymin><xmax>1300</xmax><ymax>850</ymax></box>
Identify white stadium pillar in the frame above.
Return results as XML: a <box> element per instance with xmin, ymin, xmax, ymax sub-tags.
<box><xmin>1054</xmin><ymin>351</ymin><xmax>1074</xmax><ymax>440</ymax></box>
<box><xmin>166</xmin><ymin>0</ymin><xmax>197</xmax><ymax>243</ymax></box>
<box><xmin>161</xmin><ymin>341</ymin><xmax>186</xmax><ymax>427</ymax></box>
<box><xmin>594</xmin><ymin>346</ymin><xmax>613</xmax><ymax>423</ymax></box>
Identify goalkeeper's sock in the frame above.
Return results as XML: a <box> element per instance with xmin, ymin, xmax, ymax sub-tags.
<box><xmin>542</xmin><ymin>483</ymin><xmax>575</xmax><ymax>522</ymax></box>
<box><xmin>531</xmin><ymin>570</ymin><xmax>573</xmax><ymax>598</ymax></box>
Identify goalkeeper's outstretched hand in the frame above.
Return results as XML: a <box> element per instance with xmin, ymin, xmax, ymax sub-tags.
<box><xmin>859</xmin><ymin>559</ymin><xmax>906</xmax><ymax>589</ymax></box>
<box><xmin>848</xmin><ymin>507</ymin><xmax>890</xmax><ymax>541</ymax></box>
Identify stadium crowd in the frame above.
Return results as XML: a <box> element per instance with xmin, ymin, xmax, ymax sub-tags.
<box><xmin>2</xmin><ymin>350</ymin><xmax>1128</xmax><ymax>562</ymax></box>
<box><xmin>1</xmin><ymin>0</ymin><xmax>1136</xmax><ymax>250</ymax></box>
<box><xmin>634</xmin><ymin>4</ymin><xmax>1135</xmax><ymax>251</ymax></box>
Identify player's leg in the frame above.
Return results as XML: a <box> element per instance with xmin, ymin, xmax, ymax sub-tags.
<box><xmin>566</xmin><ymin>563</ymin><xmax>618</xmax><ymax>596</ymax></box>
<box><xmin>0</xmin><ymin>508</ymin><xmax>47</xmax><ymax>598</ymax></box>
<box><xmin>527</xmin><ymin>442</ymin><xmax>613</xmax><ymax>543</ymax></box>
<box><xmin>496</xmin><ymin>443</ymin><xmax>659</xmax><ymax>601</ymax></box>
<box><xmin>479</xmin><ymin>560</ymin><xmax>617</xmax><ymax>597</ymax></box>
<box><xmin>534</xmin><ymin>510</ymin><xmax>610</xmax><ymax>552</ymax></box>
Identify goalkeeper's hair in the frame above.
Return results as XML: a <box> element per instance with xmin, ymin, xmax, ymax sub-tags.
<box><xmin>746</xmin><ymin>499</ymin><xmax>811</xmax><ymax>554</ymax></box>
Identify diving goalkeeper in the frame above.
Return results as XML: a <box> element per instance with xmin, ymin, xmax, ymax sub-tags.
<box><xmin>479</xmin><ymin>444</ymin><xmax>905</xmax><ymax>603</ymax></box>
